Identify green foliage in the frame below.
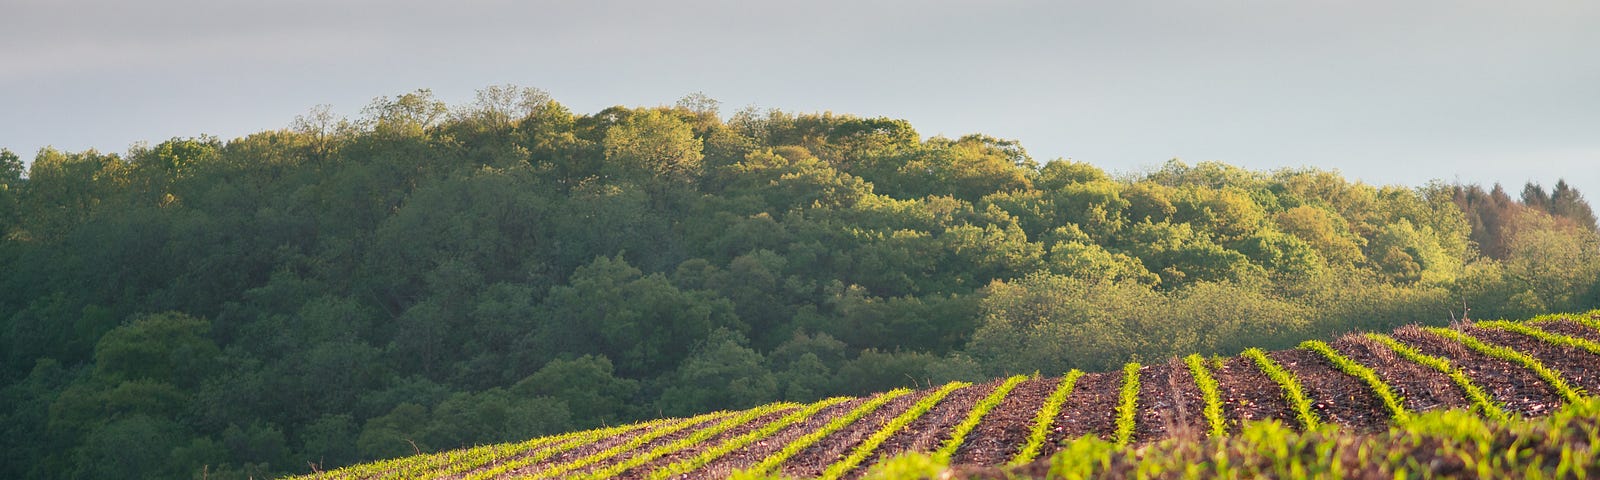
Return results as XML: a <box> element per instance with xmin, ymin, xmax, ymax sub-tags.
<box><xmin>819</xmin><ymin>381</ymin><xmax>969</xmax><ymax>480</ymax></box>
<box><xmin>1298</xmin><ymin>340</ymin><xmax>1408</xmax><ymax>421</ymax></box>
<box><xmin>1010</xmin><ymin>370</ymin><xmax>1084</xmax><ymax>466</ymax></box>
<box><xmin>1183</xmin><ymin>354</ymin><xmax>1227</xmax><ymax>437</ymax></box>
<box><xmin>1242</xmin><ymin>348</ymin><xmax>1321</xmax><ymax>429</ymax></box>
<box><xmin>3</xmin><ymin>88</ymin><xmax>1598</xmax><ymax>478</ymax></box>
<box><xmin>861</xmin><ymin>452</ymin><xmax>951</xmax><ymax>480</ymax></box>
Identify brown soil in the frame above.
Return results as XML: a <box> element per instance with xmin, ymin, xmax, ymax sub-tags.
<box><xmin>1391</xmin><ymin>326</ymin><xmax>1561</xmax><ymax>416</ymax></box>
<box><xmin>776</xmin><ymin>389</ymin><xmax>928</xmax><ymax>479</ymax></box>
<box><xmin>476</xmin><ymin>418</ymin><xmax>687</xmax><ymax>478</ymax></box>
<box><xmin>1333</xmin><ymin>334</ymin><xmax>1468</xmax><ymax>414</ymax></box>
<box><xmin>1214</xmin><ymin>356</ymin><xmax>1293</xmax><ymax>433</ymax></box>
<box><xmin>1462</xmin><ymin>325</ymin><xmax>1600</xmax><ymax>396</ymax></box>
<box><xmin>948</xmin><ymin>376</ymin><xmax>1055</xmax><ymax>466</ymax></box>
<box><xmin>613</xmin><ymin>407</ymin><xmax>799</xmax><ymax>479</ymax></box>
<box><xmin>842</xmin><ymin>381</ymin><xmax>997</xmax><ymax>479</ymax></box>
<box><xmin>1037</xmin><ymin>371</ymin><xmax>1120</xmax><ymax>458</ymax></box>
<box><xmin>1132</xmin><ymin>359</ymin><xmax>1207</xmax><ymax>443</ymax></box>
<box><xmin>1535</xmin><ymin>318</ymin><xmax>1600</xmax><ymax>343</ymax></box>
<box><xmin>1267</xmin><ymin>348</ymin><xmax>1389</xmax><ymax>431</ymax></box>
<box><xmin>690</xmin><ymin>397</ymin><xmax>865</xmax><ymax>479</ymax></box>
<box><xmin>555</xmin><ymin>411</ymin><xmax>760</xmax><ymax>478</ymax></box>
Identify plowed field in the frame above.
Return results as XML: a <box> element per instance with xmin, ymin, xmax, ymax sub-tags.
<box><xmin>297</xmin><ymin>311</ymin><xmax>1600</xmax><ymax>479</ymax></box>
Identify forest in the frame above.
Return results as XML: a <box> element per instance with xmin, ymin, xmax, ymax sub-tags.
<box><xmin>1</xmin><ymin>86</ymin><xmax>1597</xmax><ymax>479</ymax></box>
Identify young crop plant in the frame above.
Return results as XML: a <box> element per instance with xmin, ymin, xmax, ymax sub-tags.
<box><xmin>645</xmin><ymin>396</ymin><xmax>854</xmax><ymax>480</ymax></box>
<box><xmin>459</xmin><ymin>420</ymin><xmax>665</xmax><ymax>480</ymax></box>
<box><xmin>818</xmin><ymin>381</ymin><xmax>970</xmax><ymax>480</ymax></box>
<box><xmin>1009</xmin><ymin>369</ymin><xmax>1085</xmax><ymax>466</ymax></box>
<box><xmin>501</xmin><ymin>410</ymin><xmax>733</xmax><ymax>480</ymax></box>
<box><xmin>1242</xmin><ymin>348</ymin><xmax>1321</xmax><ymax>429</ymax></box>
<box><xmin>1184</xmin><ymin>354</ymin><xmax>1227</xmax><ymax>438</ymax></box>
<box><xmin>1480</xmin><ymin>319</ymin><xmax>1600</xmax><ymax>356</ymax></box>
<box><xmin>931</xmin><ymin>375</ymin><xmax>1029</xmax><ymax>463</ymax></box>
<box><xmin>1423</xmin><ymin>326</ymin><xmax>1585</xmax><ymax>403</ymax></box>
<box><xmin>1364</xmin><ymin>333</ymin><xmax>1507</xmax><ymax>421</ymax></box>
<box><xmin>1112</xmin><ymin>362</ymin><xmax>1141</xmax><ymax>446</ymax></box>
<box><xmin>576</xmin><ymin>402</ymin><xmax>800</xmax><ymax>479</ymax></box>
<box><xmin>740</xmin><ymin>388</ymin><xmax>914</xmax><ymax>477</ymax></box>
<box><xmin>1299</xmin><ymin>340</ymin><xmax>1408</xmax><ymax>422</ymax></box>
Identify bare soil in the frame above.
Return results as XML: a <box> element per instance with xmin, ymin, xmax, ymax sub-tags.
<box><xmin>1132</xmin><ymin>359</ymin><xmax>1207</xmax><ymax>443</ymax></box>
<box><xmin>1333</xmin><ymin>334</ymin><xmax>1468</xmax><ymax>413</ymax></box>
<box><xmin>1037</xmin><ymin>371</ymin><xmax>1121</xmax><ymax>459</ymax></box>
<box><xmin>1391</xmin><ymin>326</ymin><xmax>1561</xmax><ymax>416</ymax></box>
<box><xmin>689</xmin><ymin>397</ymin><xmax>865</xmax><ymax>479</ymax></box>
<box><xmin>1213</xmin><ymin>356</ymin><xmax>1294</xmax><ymax>433</ymax></box>
<box><xmin>777</xmin><ymin>388</ymin><xmax>928</xmax><ymax>479</ymax></box>
<box><xmin>1268</xmin><ymin>348</ymin><xmax>1390</xmax><ymax>431</ymax></box>
<box><xmin>842</xmin><ymin>381</ymin><xmax>998</xmax><ymax>479</ymax></box>
<box><xmin>614</xmin><ymin>407</ymin><xmax>799</xmax><ymax>479</ymax></box>
<box><xmin>947</xmin><ymin>376</ymin><xmax>1056</xmax><ymax>466</ymax></box>
<box><xmin>1462</xmin><ymin>325</ymin><xmax>1600</xmax><ymax>396</ymax></box>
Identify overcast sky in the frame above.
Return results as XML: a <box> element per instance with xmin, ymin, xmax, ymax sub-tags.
<box><xmin>4</xmin><ymin>0</ymin><xmax>1598</xmax><ymax>192</ymax></box>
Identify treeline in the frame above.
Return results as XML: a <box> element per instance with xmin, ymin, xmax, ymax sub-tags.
<box><xmin>1</xmin><ymin>87</ymin><xmax>1597</xmax><ymax>479</ymax></box>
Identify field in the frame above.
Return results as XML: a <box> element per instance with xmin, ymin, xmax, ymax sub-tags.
<box><xmin>293</xmin><ymin>311</ymin><xmax>1600</xmax><ymax>479</ymax></box>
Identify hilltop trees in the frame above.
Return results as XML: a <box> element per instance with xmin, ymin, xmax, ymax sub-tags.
<box><xmin>0</xmin><ymin>86</ymin><xmax>1597</xmax><ymax>479</ymax></box>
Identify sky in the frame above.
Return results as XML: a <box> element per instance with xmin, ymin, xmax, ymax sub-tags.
<box><xmin>3</xmin><ymin>0</ymin><xmax>1598</xmax><ymax>193</ymax></box>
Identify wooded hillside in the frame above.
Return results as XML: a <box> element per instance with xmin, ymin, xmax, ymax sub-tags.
<box><xmin>1</xmin><ymin>87</ymin><xmax>1596</xmax><ymax>478</ymax></box>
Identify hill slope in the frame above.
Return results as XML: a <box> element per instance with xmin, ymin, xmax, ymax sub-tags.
<box><xmin>295</xmin><ymin>311</ymin><xmax>1600</xmax><ymax>479</ymax></box>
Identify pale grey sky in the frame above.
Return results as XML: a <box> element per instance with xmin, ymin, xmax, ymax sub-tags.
<box><xmin>3</xmin><ymin>0</ymin><xmax>1598</xmax><ymax>192</ymax></box>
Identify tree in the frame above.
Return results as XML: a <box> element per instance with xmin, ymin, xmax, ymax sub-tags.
<box><xmin>602</xmin><ymin>109</ymin><xmax>704</xmax><ymax>185</ymax></box>
<box><xmin>657</xmin><ymin>328</ymin><xmax>777</xmax><ymax>416</ymax></box>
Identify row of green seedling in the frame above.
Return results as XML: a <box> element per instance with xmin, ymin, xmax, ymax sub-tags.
<box><xmin>1111</xmin><ymin>362</ymin><xmax>1141</xmax><ymax>446</ymax></box>
<box><xmin>576</xmin><ymin>402</ymin><xmax>800</xmax><ymax>479</ymax></box>
<box><xmin>1009</xmin><ymin>370</ymin><xmax>1084</xmax><ymax>466</ymax></box>
<box><xmin>1242</xmin><ymin>348</ymin><xmax>1321</xmax><ymax>429</ymax></box>
<box><xmin>1299</xmin><ymin>340</ymin><xmax>1409</xmax><ymax>422</ymax></box>
<box><xmin>738</xmin><ymin>388</ymin><xmax>913</xmax><ymax>477</ymax></box>
<box><xmin>1183</xmin><ymin>354</ymin><xmax>1227</xmax><ymax>437</ymax></box>
<box><xmin>480</xmin><ymin>410</ymin><xmax>729</xmax><ymax>480</ymax></box>
<box><xmin>1363</xmin><ymin>333</ymin><xmax>1507</xmax><ymax>421</ymax></box>
<box><xmin>1422</xmin><ymin>326</ymin><xmax>1585</xmax><ymax>403</ymax></box>
<box><xmin>818</xmin><ymin>381</ymin><xmax>970</xmax><ymax>480</ymax></box>
<box><xmin>645</xmin><ymin>396</ymin><xmax>854</xmax><ymax>480</ymax></box>
<box><xmin>931</xmin><ymin>375</ymin><xmax>1029</xmax><ymax>463</ymax></box>
<box><xmin>1480</xmin><ymin>319</ymin><xmax>1600</xmax><ymax>356</ymax></box>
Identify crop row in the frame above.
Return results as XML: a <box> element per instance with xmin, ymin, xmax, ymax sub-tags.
<box><xmin>1242</xmin><ymin>348</ymin><xmax>1320</xmax><ymax>429</ymax></box>
<box><xmin>513</xmin><ymin>409</ymin><xmax>732</xmax><ymax>480</ymax></box>
<box><xmin>740</xmin><ymin>388</ymin><xmax>913</xmax><ymax>477</ymax></box>
<box><xmin>1112</xmin><ymin>363</ymin><xmax>1141</xmax><ymax>446</ymax></box>
<box><xmin>818</xmin><ymin>381</ymin><xmax>970</xmax><ymax>480</ymax></box>
<box><xmin>1481</xmin><ymin>320</ymin><xmax>1600</xmax><ymax>356</ymax></box>
<box><xmin>1363</xmin><ymin>333</ymin><xmax>1507</xmax><ymax>421</ymax></box>
<box><xmin>1299</xmin><ymin>340</ymin><xmax>1408</xmax><ymax>422</ymax></box>
<box><xmin>1422</xmin><ymin>326</ymin><xmax>1584</xmax><ymax>404</ymax></box>
<box><xmin>1183</xmin><ymin>354</ymin><xmax>1226</xmax><ymax>437</ymax></box>
<box><xmin>1031</xmin><ymin>397</ymin><xmax>1600</xmax><ymax>480</ymax></box>
<box><xmin>933</xmin><ymin>375</ymin><xmax>1029</xmax><ymax>462</ymax></box>
<box><xmin>576</xmin><ymin>402</ymin><xmax>799</xmax><ymax>479</ymax></box>
<box><xmin>645</xmin><ymin>396</ymin><xmax>853</xmax><ymax>479</ymax></box>
<box><xmin>1009</xmin><ymin>370</ymin><xmax>1084</xmax><ymax>466</ymax></box>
